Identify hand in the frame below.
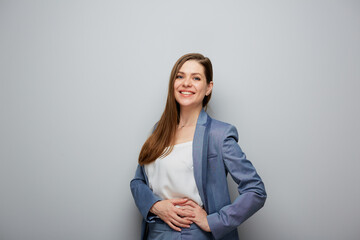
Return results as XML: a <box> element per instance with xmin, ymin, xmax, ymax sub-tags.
<box><xmin>150</xmin><ymin>199</ymin><xmax>195</xmax><ymax>231</ymax></box>
<box><xmin>178</xmin><ymin>199</ymin><xmax>211</xmax><ymax>232</ymax></box>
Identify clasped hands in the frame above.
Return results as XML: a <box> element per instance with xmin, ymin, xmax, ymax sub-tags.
<box><xmin>149</xmin><ymin>198</ymin><xmax>210</xmax><ymax>232</ymax></box>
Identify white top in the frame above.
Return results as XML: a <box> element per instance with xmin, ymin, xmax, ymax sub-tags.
<box><xmin>144</xmin><ymin>141</ymin><xmax>203</xmax><ymax>206</ymax></box>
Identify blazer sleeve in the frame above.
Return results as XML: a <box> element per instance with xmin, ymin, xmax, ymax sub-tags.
<box><xmin>207</xmin><ymin>124</ymin><xmax>267</xmax><ymax>239</ymax></box>
<box><xmin>130</xmin><ymin>164</ymin><xmax>162</xmax><ymax>222</ymax></box>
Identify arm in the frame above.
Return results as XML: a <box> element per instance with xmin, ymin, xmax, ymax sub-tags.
<box><xmin>207</xmin><ymin>125</ymin><xmax>267</xmax><ymax>239</ymax></box>
<box><xmin>130</xmin><ymin>123</ymin><xmax>194</xmax><ymax>228</ymax></box>
<box><xmin>130</xmin><ymin>164</ymin><xmax>162</xmax><ymax>222</ymax></box>
<box><xmin>130</xmin><ymin>164</ymin><xmax>195</xmax><ymax>229</ymax></box>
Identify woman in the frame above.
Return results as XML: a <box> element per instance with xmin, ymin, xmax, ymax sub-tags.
<box><xmin>130</xmin><ymin>53</ymin><xmax>266</xmax><ymax>240</ymax></box>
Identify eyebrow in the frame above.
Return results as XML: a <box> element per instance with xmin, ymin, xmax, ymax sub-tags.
<box><xmin>177</xmin><ymin>71</ymin><xmax>203</xmax><ymax>76</ymax></box>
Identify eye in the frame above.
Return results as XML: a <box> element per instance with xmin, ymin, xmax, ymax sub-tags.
<box><xmin>194</xmin><ymin>77</ymin><xmax>201</xmax><ymax>81</ymax></box>
<box><xmin>176</xmin><ymin>75</ymin><xmax>183</xmax><ymax>79</ymax></box>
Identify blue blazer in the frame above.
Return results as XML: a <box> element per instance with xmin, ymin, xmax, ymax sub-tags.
<box><xmin>130</xmin><ymin>109</ymin><xmax>267</xmax><ymax>240</ymax></box>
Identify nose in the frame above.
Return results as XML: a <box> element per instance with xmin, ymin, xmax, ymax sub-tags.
<box><xmin>183</xmin><ymin>76</ymin><xmax>192</xmax><ymax>87</ymax></box>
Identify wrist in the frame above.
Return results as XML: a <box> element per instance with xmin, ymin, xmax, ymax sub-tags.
<box><xmin>150</xmin><ymin>200</ymin><xmax>160</xmax><ymax>214</ymax></box>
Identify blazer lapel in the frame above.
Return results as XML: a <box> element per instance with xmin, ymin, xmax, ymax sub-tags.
<box><xmin>193</xmin><ymin>109</ymin><xmax>211</xmax><ymax>211</ymax></box>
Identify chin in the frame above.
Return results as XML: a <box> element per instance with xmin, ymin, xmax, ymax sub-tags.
<box><xmin>177</xmin><ymin>101</ymin><xmax>202</xmax><ymax>109</ymax></box>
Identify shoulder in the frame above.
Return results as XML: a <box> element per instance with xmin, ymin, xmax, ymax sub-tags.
<box><xmin>208</xmin><ymin>116</ymin><xmax>239</xmax><ymax>142</ymax></box>
<box><xmin>209</xmin><ymin>117</ymin><xmax>232</xmax><ymax>130</ymax></box>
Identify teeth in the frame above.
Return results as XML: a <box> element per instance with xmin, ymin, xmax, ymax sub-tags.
<box><xmin>180</xmin><ymin>91</ymin><xmax>193</xmax><ymax>95</ymax></box>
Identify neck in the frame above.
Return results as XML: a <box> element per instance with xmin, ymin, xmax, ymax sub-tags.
<box><xmin>178</xmin><ymin>105</ymin><xmax>203</xmax><ymax>127</ymax></box>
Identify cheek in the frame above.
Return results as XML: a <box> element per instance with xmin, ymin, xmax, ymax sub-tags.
<box><xmin>174</xmin><ymin>83</ymin><xmax>180</xmax><ymax>95</ymax></box>
<box><xmin>174</xmin><ymin>81</ymin><xmax>180</xmax><ymax>89</ymax></box>
<box><xmin>196</xmin><ymin>83</ymin><xmax>207</xmax><ymax>94</ymax></box>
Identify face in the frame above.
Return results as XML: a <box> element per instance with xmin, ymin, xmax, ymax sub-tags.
<box><xmin>174</xmin><ymin>60</ymin><xmax>213</xmax><ymax>109</ymax></box>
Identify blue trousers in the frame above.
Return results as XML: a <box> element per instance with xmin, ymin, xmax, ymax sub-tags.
<box><xmin>147</xmin><ymin>219</ymin><xmax>213</xmax><ymax>240</ymax></box>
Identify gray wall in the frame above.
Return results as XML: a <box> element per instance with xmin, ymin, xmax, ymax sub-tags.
<box><xmin>1</xmin><ymin>1</ymin><xmax>359</xmax><ymax>239</ymax></box>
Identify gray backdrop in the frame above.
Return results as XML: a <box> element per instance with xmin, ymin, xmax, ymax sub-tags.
<box><xmin>1</xmin><ymin>1</ymin><xmax>359</xmax><ymax>240</ymax></box>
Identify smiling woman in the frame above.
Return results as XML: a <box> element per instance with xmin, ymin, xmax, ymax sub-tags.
<box><xmin>174</xmin><ymin>60</ymin><xmax>213</xmax><ymax>112</ymax></box>
<box><xmin>130</xmin><ymin>53</ymin><xmax>266</xmax><ymax>240</ymax></box>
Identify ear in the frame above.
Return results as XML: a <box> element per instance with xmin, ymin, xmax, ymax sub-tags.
<box><xmin>206</xmin><ymin>81</ymin><xmax>213</xmax><ymax>96</ymax></box>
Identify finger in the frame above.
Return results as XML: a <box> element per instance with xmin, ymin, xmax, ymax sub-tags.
<box><xmin>166</xmin><ymin>221</ymin><xmax>181</xmax><ymax>232</ymax></box>
<box><xmin>183</xmin><ymin>216</ymin><xmax>195</xmax><ymax>223</ymax></box>
<box><xmin>176</xmin><ymin>205</ymin><xmax>194</xmax><ymax>212</ymax></box>
<box><xmin>183</xmin><ymin>200</ymin><xmax>198</xmax><ymax>208</ymax></box>
<box><xmin>170</xmin><ymin>198</ymin><xmax>188</xmax><ymax>205</ymax></box>
<box><xmin>177</xmin><ymin>205</ymin><xmax>195</xmax><ymax>212</ymax></box>
<box><xmin>174</xmin><ymin>207</ymin><xmax>195</xmax><ymax>217</ymax></box>
<box><xmin>170</xmin><ymin>217</ymin><xmax>191</xmax><ymax>228</ymax></box>
<box><xmin>175</xmin><ymin>207</ymin><xmax>195</xmax><ymax>218</ymax></box>
<box><xmin>172</xmin><ymin>213</ymin><xmax>193</xmax><ymax>225</ymax></box>
<box><xmin>178</xmin><ymin>212</ymin><xmax>195</xmax><ymax>219</ymax></box>
<box><xmin>184</xmin><ymin>198</ymin><xmax>196</xmax><ymax>204</ymax></box>
<box><xmin>175</xmin><ymin>198</ymin><xmax>191</xmax><ymax>206</ymax></box>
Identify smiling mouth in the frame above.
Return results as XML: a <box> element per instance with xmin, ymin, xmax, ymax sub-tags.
<box><xmin>180</xmin><ymin>91</ymin><xmax>194</xmax><ymax>95</ymax></box>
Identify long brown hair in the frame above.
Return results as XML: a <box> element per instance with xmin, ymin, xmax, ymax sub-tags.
<box><xmin>138</xmin><ymin>53</ymin><xmax>213</xmax><ymax>165</ymax></box>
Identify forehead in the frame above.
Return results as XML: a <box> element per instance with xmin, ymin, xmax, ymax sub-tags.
<box><xmin>179</xmin><ymin>60</ymin><xmax>205</xmax><ymax>75</ymax></box>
